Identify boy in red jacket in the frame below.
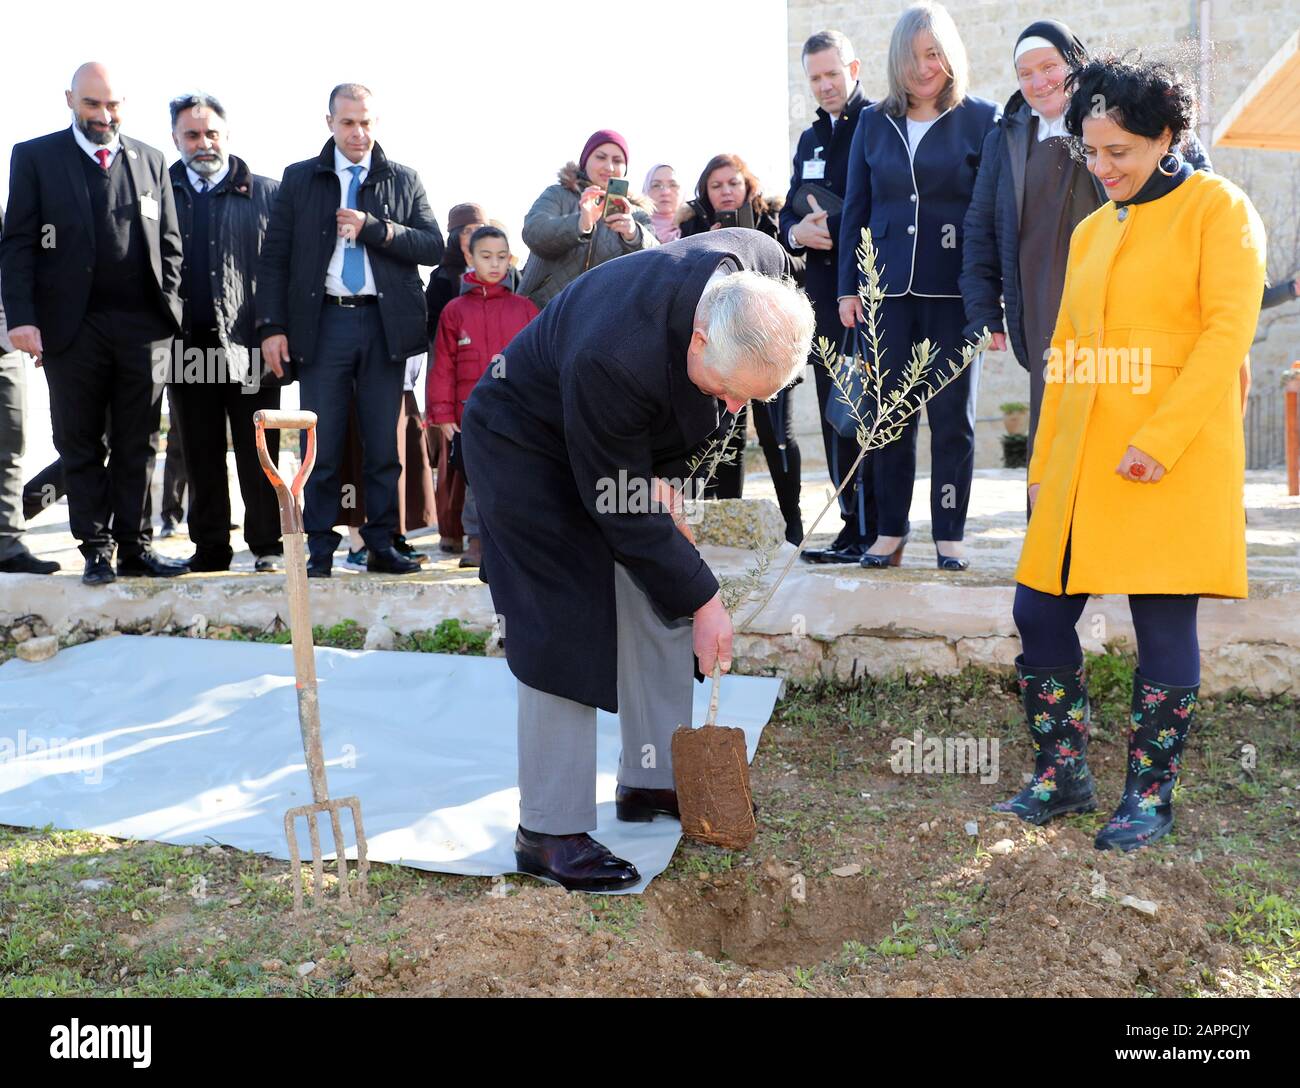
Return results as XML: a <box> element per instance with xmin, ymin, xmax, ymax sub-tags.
<box><xmin>427</xmin><ymin>226</ymin><xmax>539</xmax><ymax>568</ymax></box>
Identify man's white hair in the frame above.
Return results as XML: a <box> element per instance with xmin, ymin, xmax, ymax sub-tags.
<box><xmin>694</xmin><ymin>270</ymin><xmax>815</xmax><ymax>396</ymax></box>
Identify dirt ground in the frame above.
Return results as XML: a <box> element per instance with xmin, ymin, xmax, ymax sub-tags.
<box><xmin>1</xmin><ymin>650</ymin><xmax>1296</xmax><ymax>998</ymax></box>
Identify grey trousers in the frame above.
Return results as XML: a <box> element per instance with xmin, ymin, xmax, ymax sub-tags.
<box><xmin>0</xmin><ymin>350</ymin><xmax>28</xmax><ymax>562</ymax></box>
<box><xmin>516</xmin><ymin>561</ymin><xmax>694</xmax><ymax>834</ymax></box>
<box><xmin>462</xmin><ymin>483</ymin><xmax>479</xmax><ymax>538</ymax></box>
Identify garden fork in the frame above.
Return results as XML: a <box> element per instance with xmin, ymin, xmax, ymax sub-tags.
<box><xmin>254</xmin><ymin>408</ymin><xmax>370</xmax><ymax>913</ymax></box>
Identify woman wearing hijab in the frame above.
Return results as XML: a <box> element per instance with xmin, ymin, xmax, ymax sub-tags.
<box><xmin>998</xmin><ymin>54</ymin><xmax>1266</xmax><ymax>852</ymax></box>
<box><xmin>517</xmin><ymin>129</ymin><xmax>657</xmax><ymax>309</ymax></box>
<box><xmin>643</xmin><ymin>163</ymin><xmax>683</xmax><ymax>243</ymax></box>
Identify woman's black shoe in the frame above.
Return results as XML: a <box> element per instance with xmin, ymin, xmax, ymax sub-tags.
<box><xmin>935</xmin><ymin>547</ymin><xmax>970</xmax><ymax>571</ymax></box>
<box><xmin>615</xmin><ymin>785</ymin><xmax>680</xmax><ymax>822</ymax></box>
<box><xmin>859</xmin><ymin>531</ymin><xmax>910</xmax><ymax>569</ymax></box>
<box><xmin>514</xmin><ymin>826</ymin><xmax>640</xmax><ymax>891</ymax></box>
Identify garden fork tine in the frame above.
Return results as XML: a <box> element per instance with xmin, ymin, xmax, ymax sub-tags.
<box><xmin>254</xmin><ymin>409</ymin><xmax>370</xmax><ymax>913</ymax></box>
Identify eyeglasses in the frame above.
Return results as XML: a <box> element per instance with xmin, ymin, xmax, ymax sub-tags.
<box><xmin>648</xmin><ymin>180</ymin><xmax>680</xmax><ymax>192</ymax></box>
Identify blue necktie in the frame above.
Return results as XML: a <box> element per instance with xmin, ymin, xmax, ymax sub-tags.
<box><xmin>342</xmin><ymin>164</ymin><xmax>365</xmax><ymax>293</ymax></box>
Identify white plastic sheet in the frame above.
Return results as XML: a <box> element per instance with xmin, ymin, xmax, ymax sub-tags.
<box><xmin>0</xmin><ymin>636</ymin><xmax>783</xmax><ymax>893</ymax></box>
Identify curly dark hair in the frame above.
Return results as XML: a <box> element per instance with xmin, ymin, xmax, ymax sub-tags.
<box><xmin>1063</xmin><ymin>51</ymin><xmax>1196</xmax><ymax>149</ymax></box>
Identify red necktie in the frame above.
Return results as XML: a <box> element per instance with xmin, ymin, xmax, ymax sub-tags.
<box><xmin>94</xmin><ymin>149</ymin><xmax>110</xmax><ymax>171</ymax></box>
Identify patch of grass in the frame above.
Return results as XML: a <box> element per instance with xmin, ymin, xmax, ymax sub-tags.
<box><xmin>1211</xmin><ymin>860</ymin><xmax>1300</xmax><ymax>995</ymax></box>
<box><xmin>580</xmin><ymin>896</ymin><xmax>646</xmax><ymax>938</ymax></box>
<box><xmin>398</xmin><ymin>619</ymin><xmax>489</xmax><ymax>656</ymax></box>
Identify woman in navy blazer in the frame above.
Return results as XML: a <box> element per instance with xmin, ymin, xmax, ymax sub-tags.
<box><xmin>838</xmin><ymin>1</ymin><xmax>999</xmax><ymax>570</ymax></box>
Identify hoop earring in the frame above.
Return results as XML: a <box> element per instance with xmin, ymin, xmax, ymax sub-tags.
<box><xmin>1157</xmin><ymin>151</ymin><xmax>1183</xmax><ymax>177</ymax></box>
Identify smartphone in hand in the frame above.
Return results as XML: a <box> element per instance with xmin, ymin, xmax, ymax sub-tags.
<box><xmin>716</xmin><ymin>204</ymin><xmax>755</xmax><ymax>230</ymax></box>
<box><xmin>602</xmin><ymin>177</ymin><xmax>631</xmax><ymax>219</ymax></box>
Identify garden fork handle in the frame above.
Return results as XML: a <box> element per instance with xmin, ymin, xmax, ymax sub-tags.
<box><xmin>254</xmin><ymin>409</ymin><xmax>318</xmax><ymax>537</ymax></box>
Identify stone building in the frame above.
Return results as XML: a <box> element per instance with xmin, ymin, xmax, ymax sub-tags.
<box><xmin>784</xmin><ymin>0</ymin><xmax>1300</xmax><ymax>469</ymax></box>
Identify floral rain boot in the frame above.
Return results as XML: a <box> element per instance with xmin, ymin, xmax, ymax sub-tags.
<box><xmin>993</xmin><ymin>656</ymin><xmax>1096</xmax><ymax>825</ymax></box>
<box><xmin>1095</xmin><ymin>671</ymin><xmax>1198</xmax><ymax>852</ymax></box>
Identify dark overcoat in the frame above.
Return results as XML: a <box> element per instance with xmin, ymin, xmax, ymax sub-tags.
<box><xmin>255</xmin><ymin>139</ymin><xmax>444</xmax><ymax>366</ymax></box>
<box><xmin>460</xmin><ymin>228</ymin><xmax>791</xmax><ymax>712</ymax></box>
<box><xmin>779</xmin><ymin>82</ymin><xmax>871</xmax><ymax>314</ymax></box>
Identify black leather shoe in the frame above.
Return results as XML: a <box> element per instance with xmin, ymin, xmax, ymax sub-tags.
<box><xmin>514</xmin><ymin>826</ymin><xmax>640</xmax><ymax>892</ymax></box>
<box><xmin>254</xmin><ymin>554</ymin><xmax>283</xmax><ymax>573</ymax></box>
<box><xmin>187</xmin><ymin>549</ymin><xmax>233</xmax><ymax>573</ymax></box>
<box><xmin>82</xmin><ymin>553</ymin><xmax>116</xmax><ymax>585</ymax></box>
<box><xmin>117</xmin><ymin>548</ymin><xmax>190</xmax><ymax>577</ymax></box>
<box><xmin>615</xmin><ymin>785</ymin><xmax>680</xmax><ymax>822</ymax></box>
<box><xmin>306</xmin><ymin>555</ymin><xmax>332</xmax><ymax>578</ymax></box>
<box><xmin>0</xmin><ymin>551</ymin><xmax>61</xmax><ymax>575</ymax></box>
<box><xmin>158</xmin><ymin>520</ymin><xmax>178</xmax><ymax>539</ymax></box>
<box><xmin>366</xmin><ymin>544</ymin><xmax>420</xmax><ymax>574</ymax></box>
<box><xmin>860</xmin><ymin>531</ymin><xmax>910</xmax><ymax>569</ymax></box>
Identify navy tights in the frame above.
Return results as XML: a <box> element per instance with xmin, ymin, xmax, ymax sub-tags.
<box><xmin>1013</xmin><ymin>540</ymin><xmax>1201</xmax><ymax>687</ymax></box>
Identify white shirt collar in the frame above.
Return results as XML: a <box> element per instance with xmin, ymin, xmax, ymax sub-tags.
<box><xmin>1031</xmin><ymin>108</ymin><xmax>1069</xmax><ymax>141</ymax></box>
<box><xmin>334</xmin><ymin>146</ymin><xmax>372</xmax><ymax>175</ymax></box>
<box><xmin>186</xmin><ymin>161</ymin><xmax>229</xmax><ymax>191</ymax></box>
<box><xmin>71</xmin><ymin>122</ymin><xmax>120</xmax><ymax>163</ymax></box>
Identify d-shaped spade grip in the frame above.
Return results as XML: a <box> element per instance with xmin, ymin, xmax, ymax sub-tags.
<box><xmin>254</xmin><ymin>409</ymin><xmax>318</xmax><ymax>536</ymax></box>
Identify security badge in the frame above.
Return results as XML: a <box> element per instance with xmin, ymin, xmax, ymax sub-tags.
<box><xmin>140</xmin><ymin>190</ymin><xmax>160</xmax><ymax>221</ymax></box>
<box><xmin>802</xmin><ymin>146</ymin><xmax>827</xmax><ymax>181</ymax></box>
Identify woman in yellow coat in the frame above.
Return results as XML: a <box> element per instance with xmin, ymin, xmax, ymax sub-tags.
<box><xmin>994</xmin><ymin>55</ymin><xmax>1266</xmax><ymax>851</ymax></box>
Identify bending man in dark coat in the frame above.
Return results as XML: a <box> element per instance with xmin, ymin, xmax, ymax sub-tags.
<box><xmin>461</xmin><ymin>229</ymin><xmax>814</xmax><ymax>891</ymax></box>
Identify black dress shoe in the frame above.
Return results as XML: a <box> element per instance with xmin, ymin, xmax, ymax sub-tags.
<box><xmin>82</xmin><ymin>553</ymin><xmax>116</xmax><ymax>585</ymax></box>
<box><xmin>254</xmin><ymin>554</ymin><xmax>283</xmax><ymax>573</ymax></box>
<box><xmin>306</xmin><ymin>555</ymin><xmax>332</xmax><ymax>578</ymax></box>
<box><xmin>0</xmin><ymin>551</ymin><xmax>61</xmax><ymax>575</ymax></box>
<box><xmin>158</xmin><ymin>520</ymin><xmax>177</xmax><ymax>539</ymax></box>
<box><xmin>615</xmin><ymin>784</ymin><xmax>680</xmax><ymax>822</ymax></box>
<box><xmin>187</xmin><ymin>549</ymin><xmax>233</xmax><ymax>573</ymax></box>
<box><xmin>366</xmin><ymin>544</ymin><xmax>420</xmax><ymax>574</ymax></box>
<box><xmin>514</xmin><ymin>826</ymin><xmax>640</xmax><ymax>892</ymax></box>
<box><xmin>117</xmin><ymin>548</ymin><xmax>190</xmax><ymax>577</ymax></box>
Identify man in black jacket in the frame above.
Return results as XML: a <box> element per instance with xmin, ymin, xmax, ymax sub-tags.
<box><xmin>166</xmin><ymin>92</ymin><xmax>284</xmax><ymax>574</ymax></box>
<box><xmin>780</xmin><ymin>30</ymin><xmax>877</xmax><ymax>564</ymax></box>
<box><xmin>0</xmin><ymin>62</ymin><xmax>187</xmax><ymax>585</ymax></box>
<box><xmin>256</xmin><ymin>83</ymin><xmax>444</xmax><ymax>576</ymax></box>
<box><xmin>461</xmin><ymin>229</ymin><xmax>814</xmax><ymax>892</ymax></box>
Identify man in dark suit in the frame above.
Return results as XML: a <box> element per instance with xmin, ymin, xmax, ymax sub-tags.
<box><xmin>166</xmin><ymin>92</ymin><xmax>284</xmax><ymax>574</ymax></box>
<box><xmin>781</xmin><ymin>29</ymin><xmax>877</xmax><ymax>565</ymax></box>
<box><xmin>256</xmin><ymin>82</ymin><xmax>444</xmax><ymax>577</ymax></box>
<box><xmin>461</xmin><ymin>229</ymin><xmax>814</xmax><ymax>892</ymax></box>
<box><xmin>0</xmin><ymin>62</ymin><xmax>187</xmax><ymax>585</ymax></box>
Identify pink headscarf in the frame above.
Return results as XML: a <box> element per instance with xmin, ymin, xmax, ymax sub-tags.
<box><xmin>643</xmin><ymin>163</ymin><xmax>681</xmax><ymax>243</ymax></box>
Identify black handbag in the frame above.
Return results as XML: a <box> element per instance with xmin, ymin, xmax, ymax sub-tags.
<box><xmin>824</xmin><ymin>326</ymin><xmax>869</xmax><ymax>439</ymax></box>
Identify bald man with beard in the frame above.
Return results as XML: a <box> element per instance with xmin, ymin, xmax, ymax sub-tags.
<box><xmin>0</xmin><ymin>62</ymin><xmax>185</xmax><ymax>585</ymax></box>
